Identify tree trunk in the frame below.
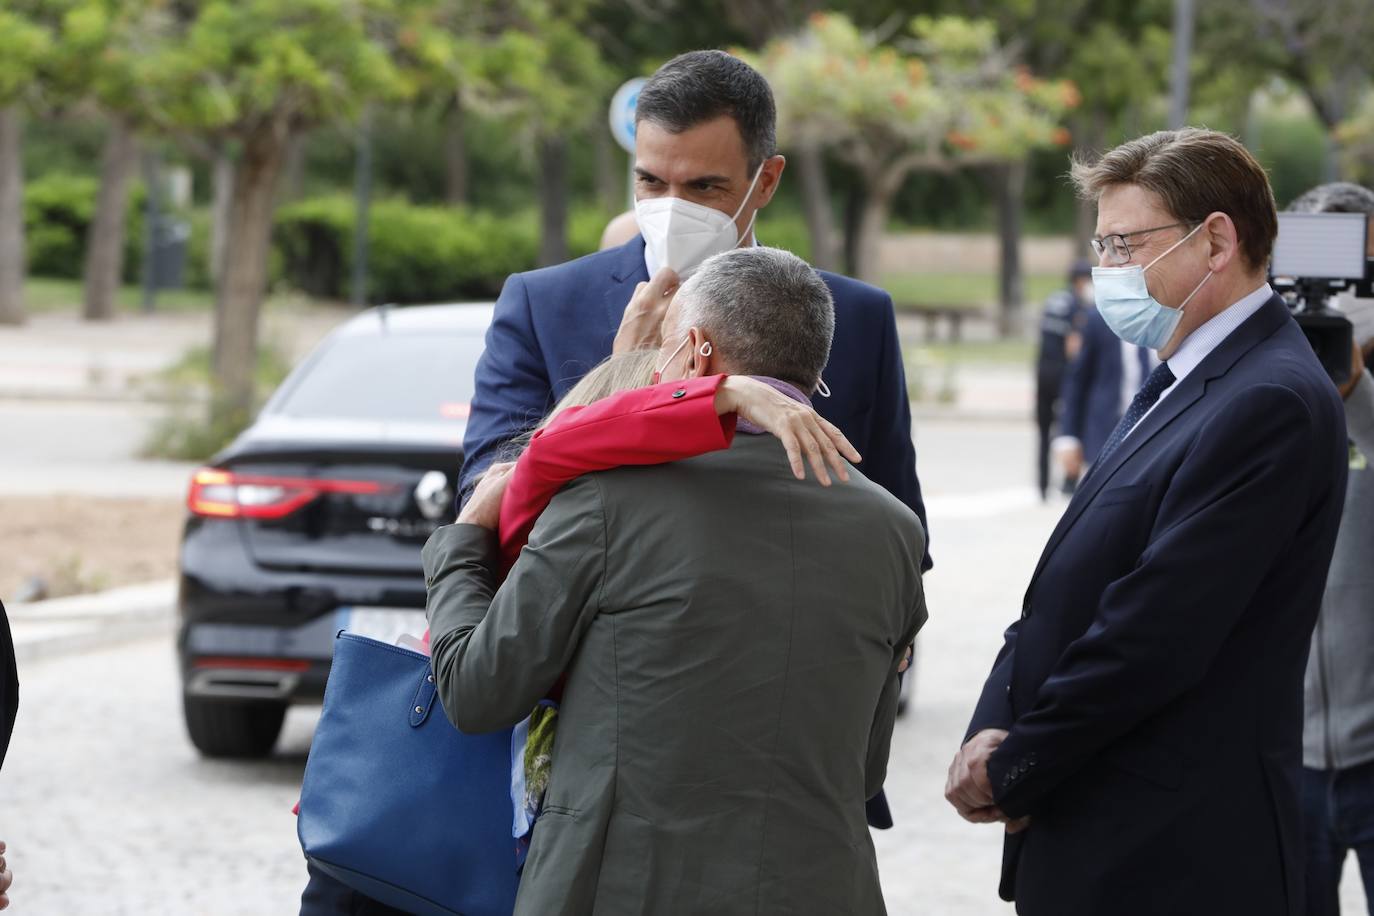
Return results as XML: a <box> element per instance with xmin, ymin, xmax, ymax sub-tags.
<box><xmin>82</xmin><ymin>120</ymin><xmax>139</xmax><ymax>322</ymax></box>
<box><xmin>842</xmin><ymin>179</ymin><xmax>864</xmax><ymax>279</ymax></box>
<box><xmin>209</xmin><ymin>149</ymin><xmax>234</xmax><ymax>290</ymax></box>
<box><xmin>444</xmin><ymin>98</ymin><xmax>469</xmax><ymax>206</ymax></box>
<box><xmin>593</xmin><ymin>124</ymin><xmax>622</xmax><ymax>214</ymax></box>
<box><xmin>795</xmin><ymin>143</ymin><xmax>839</xmax><ymax>271</ymax></box>
<box><xmin>212</xmin><ymin>124</ymin><xmax>290</xmax><ymax>427</ymax></box>
<box><xmin>537</xmin><ymin>134</ymin><xmax>568</xmax><ymax>267</ymax></box>
<box><xmin>0</xmin><ymin>107</ymin><xmax>25</xmax><ymax>326</ymax></box>
<box><xmin>852</xmin><ymin>182</ymin><xmax>895</xmax><ymax>287</ymax></box>
<box><xmin>1072</xmin><ymin>110</ymin><xmax>1105</xmax><ymax>255</ymax></box>
<box><xmin>278</xmin><ymin>132</ymin><xmax>307</xmax><ymax>204</ymax></box>
<box><xmin>994</xmin><ymin>160</ymin><xmax>1027</xmax><ymax>339</ymax></box>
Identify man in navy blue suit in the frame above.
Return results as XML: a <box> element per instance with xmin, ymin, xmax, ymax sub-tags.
<box><xmin>460</xmin><ymin>51</ymin><xmax>927</xmax><ymax>564</ymax></box>
<box><xmin>946</xmin><ymin>129</ymin><xmax>1348</xmax><ymax>915</ymax></box>
<box><xmin>1055</xmin><ymin>303</ymin><xmax>1156</xmax><ymax>476</ymax></box>
<box><xmin>459</xmin><ymin>49</ymin><xmax>929</xmax><ymax>832</ymax></box>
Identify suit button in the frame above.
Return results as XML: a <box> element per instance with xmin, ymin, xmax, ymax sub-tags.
<box><xmin>1006</xmin><ymin>685</ymin><xmax>1012</xmax><ymax>696</ymax></box>
<box><xmin>672</xmin><ymin>389</ymin><xmax>687</xmax><ymax>399</ymax></box>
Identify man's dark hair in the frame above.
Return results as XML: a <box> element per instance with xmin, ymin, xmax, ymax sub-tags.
<box><xmin>636</xmin><ymin>50</ymin><xmax>777</xmax><ymax>173</ymax></box>
<box><xmin>1287</xmin><ymin>182</ymin><xmax>1374</xmax><ymax>216</ymax></box>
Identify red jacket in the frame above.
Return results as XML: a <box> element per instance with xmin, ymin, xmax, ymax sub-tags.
<box><xmin>497</xmin><ymin>375</ymin><xmax>735</xmax><ymax>570</ymax></box>
<box><xmin>420</xmin><ymin>375</ymin><xmax>736</xmax><ymax>650</ymax></box>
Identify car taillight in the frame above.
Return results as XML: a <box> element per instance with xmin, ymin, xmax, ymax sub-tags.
<box><xmin>186</xmin><ymin>468</ymin><xmax>390</xmax><ymax>520</ymax></box>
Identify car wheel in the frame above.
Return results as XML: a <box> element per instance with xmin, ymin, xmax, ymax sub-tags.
<box><xmin>183</xmin><ymin>695</ymin><xmax>287</xmax><ymax>759</ymax></box>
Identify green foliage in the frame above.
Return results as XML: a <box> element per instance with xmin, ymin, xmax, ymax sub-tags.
<box><xmin>128</xmin><ymin>0</ymin><xmax>427</xmax><ymax>136</ymax></box>
<box><xmin>0</xmin><ymin>8</ymin><xmax>53</xmax><ymax>104</ymax></box>
<box><xmin>749</xmin><ymin>13</ymin><xmax>1077</xmax><ymax>174</ymax></box>
<box><xmin>441</xmin><ymin>0</ymin><xmax>614</xmax><ymax>140</ymax></box>
<box><xmin>1338</xmin><ymin>89</ymin><xmax>1374</xmax><ymax>184</ymax></box>
<box><xmin>274</xmin><ymin>194</ymin><xmax>611</xmax><ymax>304</ymax></box>
<box><xmin>21</xmin><ymin>172</ymin><xmax>138</xmax><ymax>278</ymax></box>
<box><xmin>1258</xmin><ymin>109</ymin><xmax>1331</xmax><ymax>208</ymax></box>
<box><xmin>141</xmin><ymin>342</ymin><xmax>292</xmax><ymax>461</ymax></box>
<box><xmin>754</xmin><ymin>210</ymin><xmax>813</xmax><ymax>262</ymax></box>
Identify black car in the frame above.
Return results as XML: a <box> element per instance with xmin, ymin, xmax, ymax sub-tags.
<box><xmin>177</xmin><ymin>303</ymin><xmax>493</xmax><ymax>758</ymax></box>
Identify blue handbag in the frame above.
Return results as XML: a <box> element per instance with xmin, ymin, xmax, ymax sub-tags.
<box><xmin>298</xmin><ymin>631</ymin><xmax>519</xmax><ymax>916</ymax></box>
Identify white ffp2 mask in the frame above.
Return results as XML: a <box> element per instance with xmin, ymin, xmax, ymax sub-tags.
<box><xmin>636</xmin><ymin>165</ymin><xmax>763</xmax><ymax>280</ymax></box>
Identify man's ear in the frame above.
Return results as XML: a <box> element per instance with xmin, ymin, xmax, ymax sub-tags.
<box><xmin>754</xmin><ymin>154</ymin><xmax>786</xmax><ymax>209</ymax></box>
<box><xmin>1203</xmin><ymin>211</ymin><xmax>1239</xmax><ymax>273</ymax></box>
<box><xmin>686</xmin><ymin>326</ymin><xmax>713</xmax><ymax>378</ymax></box>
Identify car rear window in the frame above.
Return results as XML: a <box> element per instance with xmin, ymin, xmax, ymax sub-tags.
<box><xmin>274</xmin><ymin>333</ymin><xmax>485</xmax><ymax>421</ymax></box>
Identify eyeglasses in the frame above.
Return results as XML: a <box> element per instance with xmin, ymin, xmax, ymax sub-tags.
<box><xmin>1090</xmin><ymin>222</ymin><xmax>1194</xmax><ymax>266</ymax></box>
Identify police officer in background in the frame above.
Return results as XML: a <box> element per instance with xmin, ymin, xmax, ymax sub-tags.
<box><xmin>1034</xmin><ymin>261</ymin><xmax>1090</xmax><ymax>499</ymax></box>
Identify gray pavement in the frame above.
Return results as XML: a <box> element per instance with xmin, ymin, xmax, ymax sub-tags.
<box><xmin>4</xmin><ymin>417</ymin><xmax>1367</xmax><ymax>913</ymax></box>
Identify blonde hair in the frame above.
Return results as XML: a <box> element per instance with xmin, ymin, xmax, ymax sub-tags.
<box><xmin>539</xmin><ymin>349</ymin><xmax>658</xmax><ymax>430</ymax></box>
<box><xmin>497</xmin><ymin>349</ymin><xmax>659</xmax><ymax>462</ymax></box>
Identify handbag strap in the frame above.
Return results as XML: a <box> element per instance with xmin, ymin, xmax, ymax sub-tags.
<box><xmin>410</xmin><ymin>669</ymin><xmax>439</xmax><ymax>727</ymax></box>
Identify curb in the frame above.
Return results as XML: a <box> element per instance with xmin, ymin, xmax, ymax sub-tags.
<box><xmin>8</xmin><ymin>579</ymin><xmax>177</xmax><ymax>664</ymax></box>
<box><xmin>0</xmin><ymin>387</ymin><xmax>200</xmax><ymax>406</ymax></box>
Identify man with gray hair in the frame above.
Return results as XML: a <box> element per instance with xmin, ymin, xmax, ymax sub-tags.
<box><xmin>1287</xmin><ymin>181</ymin><xmax>1374</xmax><ymax>916</ymax></box>
<box><xmin>425</xmin><ymin>245</ymin><xmax>927</xmax><ymax>915</ymax></box>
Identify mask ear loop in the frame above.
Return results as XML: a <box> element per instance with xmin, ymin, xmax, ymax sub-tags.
<box><xmin>815</xmin><ymin>378</ymin><xmax>832</xmax><ymax>398</ymax></box>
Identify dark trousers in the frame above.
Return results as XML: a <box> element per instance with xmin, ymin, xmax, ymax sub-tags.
<box><xmin>1035</xmin><ymin>370</ymin><xmax>1062</xmax><ymax>499</ymax></box>
<box><xmin>1302</xmin><ymin>760</ymin><xmax>1374</xmax><ymax>915</ymax></box>
<box><xmin>300</xmin><ymin>860</ymin><xmax>411</xmax><ymax>916</ymax></box>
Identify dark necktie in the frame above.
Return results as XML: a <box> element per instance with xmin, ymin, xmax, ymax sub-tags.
<box><xmin>1095</xmin><ymin>361</ymin><xmax>1176</xmax><ymax>469</ymax></box>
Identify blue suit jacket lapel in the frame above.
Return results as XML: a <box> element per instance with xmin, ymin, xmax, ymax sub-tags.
<box><xmin>1025</xmin><ymin>294</ymin><xmax>1293</xmax><ymax>596</ymax></box>
<box><xmin>603</xmin><ymin>236</ymin><xmax>649</xmax><ymax>334</ymax></box>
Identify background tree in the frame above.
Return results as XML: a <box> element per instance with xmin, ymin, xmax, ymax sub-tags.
<box><xmin>450</xmin><ymin>0</ymin><xmax>614</xmax><ymax>266</ymax></box>
<box><xmin>130</xmin><ymin>0</ymin><xmax>446</xmax><ymax>428</ymax></box>
<box><xmin>751</xmin><ymin>14</ymin><xmax>1075</xmax><ymax>332</ymax></box>
<box><xmin>0</xmin><ymin>8</ymin><xmax>54</xmax><ymax>325</ymax></box>
<box><xmin>1201</xmin><ymin>0</ymin><xmax>1374</xmax><ymax>180</ymax></box>
<box><xmin>39</xmin><ymin>0</ymin><xmax>150</xmax><ymax>322</ymax></box>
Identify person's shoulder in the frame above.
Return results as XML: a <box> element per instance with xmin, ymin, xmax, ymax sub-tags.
<box><xmin>815</xmin><ymin>269</ymin><xmax>893</xmax><ymax>311</ymax></box>
<box><xmin>1245</xmin><ymin>327</ymin><xmax>1343</xmax><ymax>410</ymax></box>
<box><xmin>513</xmin><ymin>239</ymin><xmax>642</xmax><ymax>296</ymax></box>
<box><xmin>1042</xmin><ymin>289</ymin><xmax>1075</xmax><ymax>316</ymax></box>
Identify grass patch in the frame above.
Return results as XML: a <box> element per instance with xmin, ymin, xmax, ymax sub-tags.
<box><xmin>910</xmin><ymin>338</ymin><xmax>1036</xmax><ymax>366</ymax></box>
<box><xmin>140</xmin><ymin>343</ymin><xmax>293</xmax><ymax>461</ymax></box>
<box><xmin>24</xmin><ymin>276</ymin><xmax>216</xmax><ymax>313</ymax></box>
<box><xmin>883</xmin><ymin>270</ymin><xmax>1062</xmax><ymax>311</ymax></box>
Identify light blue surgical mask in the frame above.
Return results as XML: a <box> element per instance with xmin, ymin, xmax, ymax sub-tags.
<box><xmin>1092</xmin><ymin>223</ymin><xmax>1212</xmax><ymax>350</ymax></box>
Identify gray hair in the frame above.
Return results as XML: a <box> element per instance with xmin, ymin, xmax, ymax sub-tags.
<box><xmin>1287</xmin><ymin>182</ymin><xmax>1374</xmax><ymax>215</ymax></box>
<box><xmin>674</xmin><ymin>247</ymin><xmax>834</xmax><ymax>391</ymax></box>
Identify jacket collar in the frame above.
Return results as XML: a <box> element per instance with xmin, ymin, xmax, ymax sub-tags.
<box><xmin>1026</xmin><ymin>293</ymin><xmax>1294</xmax><ymax>596</ymax></box>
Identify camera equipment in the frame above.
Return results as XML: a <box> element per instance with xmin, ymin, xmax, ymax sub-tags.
<box><xmin>1271</xmin><ymin>212</ymin><xmax>1373</xmax><ymax>386</ymax></box>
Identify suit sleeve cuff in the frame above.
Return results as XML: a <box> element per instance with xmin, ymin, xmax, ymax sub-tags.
<box><xmin>423</xmin><ymin>524</ymin><xmax>500</xmax><ymax>587</ymax></box>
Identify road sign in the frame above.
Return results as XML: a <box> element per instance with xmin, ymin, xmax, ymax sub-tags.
<box><xmin>609</xmin><ymin>77</ymin><xmax>647</xmax><ymax>155</ymax></box>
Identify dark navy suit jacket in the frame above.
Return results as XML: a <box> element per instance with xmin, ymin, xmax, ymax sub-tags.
<box><xmin>1059</xmin><ymin>307</ymin><xmax>1151</xmax><ymax>464</ymax></box>
<box><xmin>459</xmin><ymin>236</ymin><xmax>930</xmax><ymax>571</ymax></box>
<box><xmin>968</xmin><ymin>295</ymin><xmax>1348</xmax><ymax>916</ymax></box>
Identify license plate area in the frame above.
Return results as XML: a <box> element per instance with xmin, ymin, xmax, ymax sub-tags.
<box><xmin>337</xmin><ymin>606</ymin><xmax>428</xmax><ymax>646</ymax></box>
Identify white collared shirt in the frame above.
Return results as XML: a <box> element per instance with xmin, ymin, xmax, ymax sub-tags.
<box><xmin>1134</xmin><ymin>282</ymin><xmax>1274</xmax><ymax>430</ymax></box>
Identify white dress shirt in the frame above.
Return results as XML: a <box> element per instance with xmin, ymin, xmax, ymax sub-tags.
<box><xmin>1132</xmin><ymin>282</ymin><xmax>1274</xmax><ymax>432</ymax></box>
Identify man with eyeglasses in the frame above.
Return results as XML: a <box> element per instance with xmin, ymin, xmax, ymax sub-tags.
<box><xmin>945</xmin><ymin>128</ymin><xmax>1349</xmax><ymax>915</ymax></box>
